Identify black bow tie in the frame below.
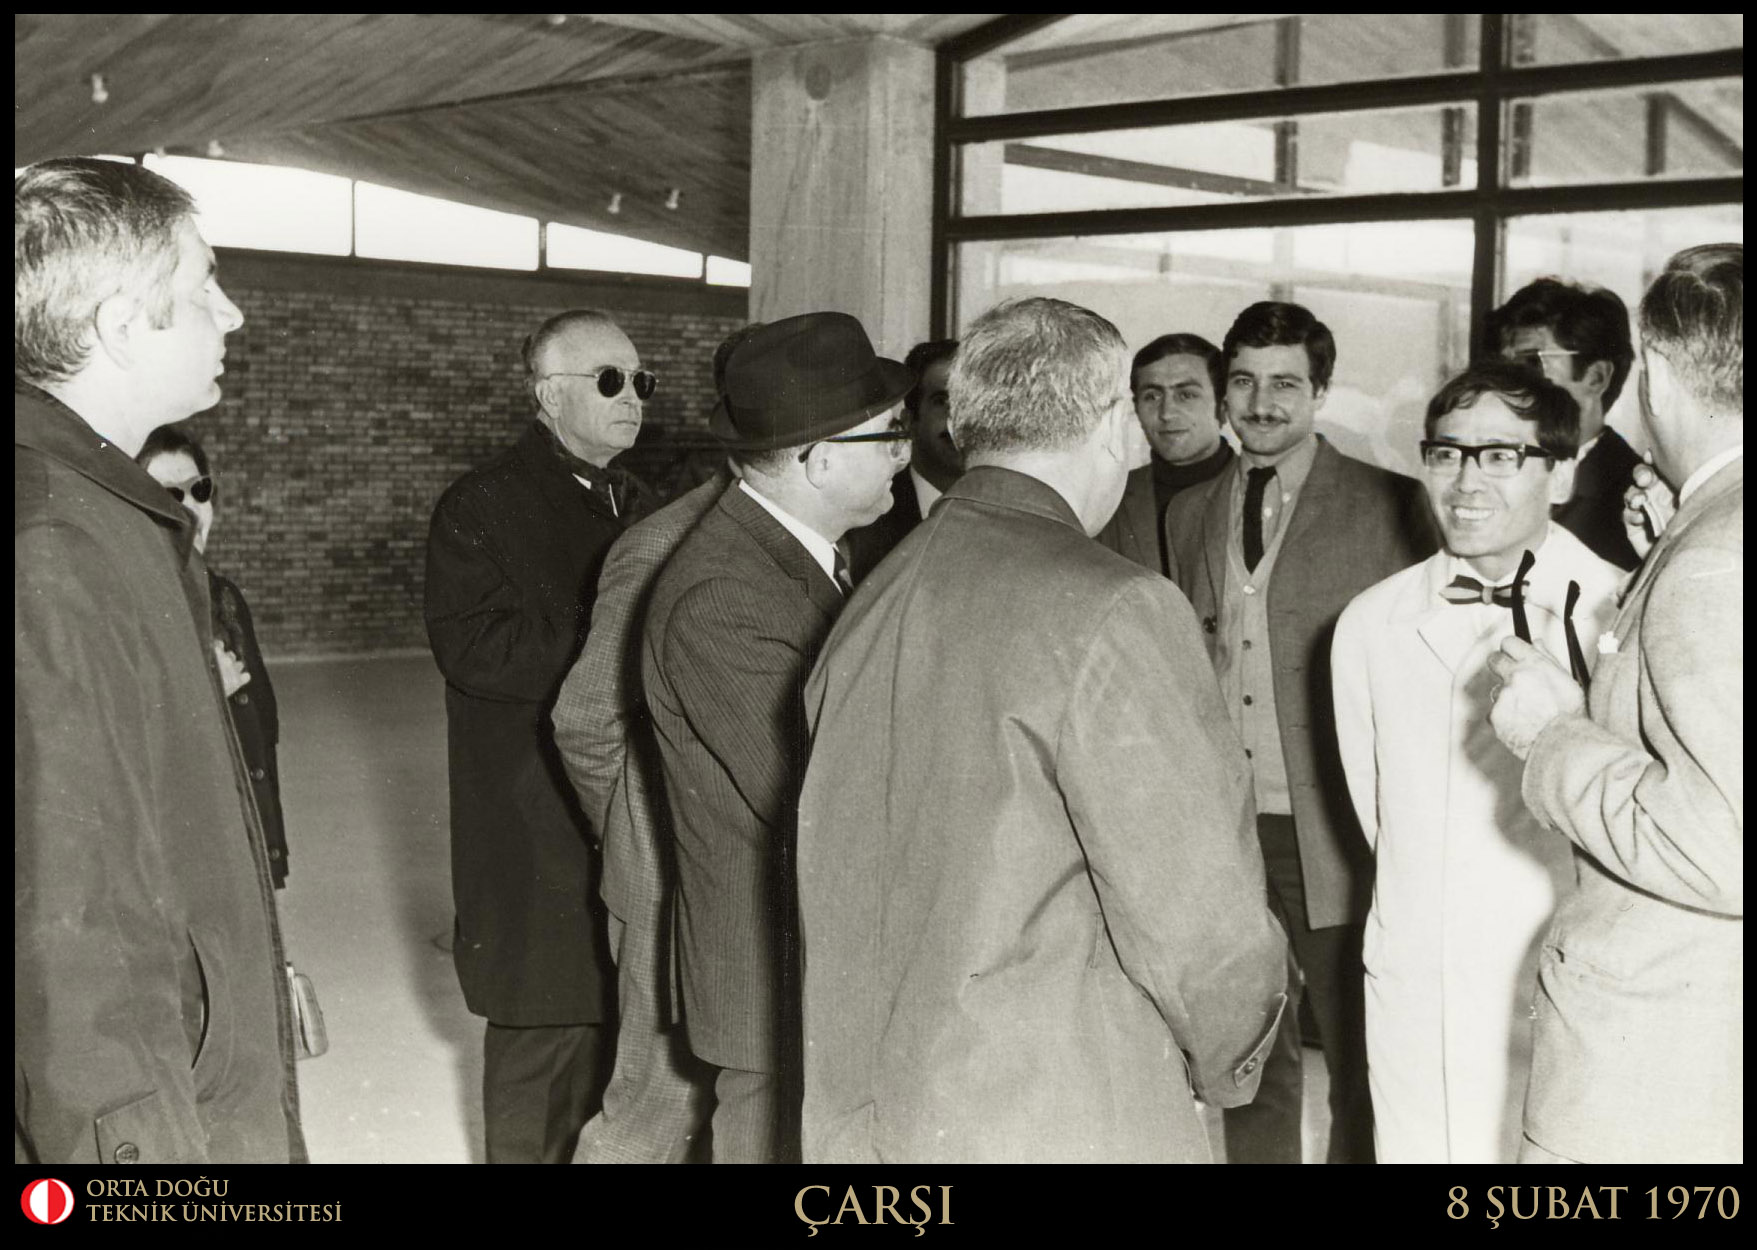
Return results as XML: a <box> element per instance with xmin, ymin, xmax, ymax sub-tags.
<box><xmin>1439</xmin><ymin>575</ymin><xmax>1518</xmax><ymax>608</ymax></box>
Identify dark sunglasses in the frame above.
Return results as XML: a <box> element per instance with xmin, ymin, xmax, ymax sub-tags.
<box><xmin>166</xmin><ymin>476</ymin><xmax>214</xmax><ymax>504</ymax></box>
<box><xmin>542</xmin><ymin>367</ymin><xmax>658</xmax><ymax>400</ymax></box>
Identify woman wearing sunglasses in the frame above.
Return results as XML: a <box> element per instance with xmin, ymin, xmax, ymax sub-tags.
<box><xmin>138</xmin><ymin>426</ymin><xmax>292</xmax><ymax>890</ymax></box>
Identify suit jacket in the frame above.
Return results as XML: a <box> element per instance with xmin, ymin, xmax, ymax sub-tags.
<box><xmin>797</xmin><ymin>467</ymin><xmax>1287</xmax><ymax>1163</ymax></box>
<box><xmin>16</xmin><ymin>386</ymin><xmax>303</xmax><ymax>1163</ymax></box>
<box><xmin>1332</xmin><ymin>524</ymin><xmax>1623</xmax><ymax>1162</ymax></box>
<box><xmin>642</xmin><ymin>482</ymin><xmax>844</xmax><ymax>1072</ymax></box>
<box><xmin>552</xmin><ymin>470</ymin><xmax>729</xmax><ymax>1025</ymax></box>
<box><xmin>1555</xmin><ymin>426</ymin><xmax>1642</xmax><ymax>571</ymax></box>
<box><xmin>843</xmin><ymin>471</ymin><xmax>923</xmax><ymax>583</ymax></box>
<box><xmin>423</xmin><ymin>420</ymin><xmax>648</xmax><ymax>1026</ymax></box>
<box><xmin>1520</xmin><ymin>457</ymin><xmax>1742</xmax><ymax>1163</ymax></box>
<box><xmin>1163</xmin><ymin>438</ymin><xmax>1437</xmax><ymax>928</ymax></box>
<box><xmin>1095</xmin><ymin>464</ymin><xmax>1162</xmax><ymax>575</ymax></box>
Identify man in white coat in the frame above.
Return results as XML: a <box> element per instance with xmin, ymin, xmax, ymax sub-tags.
<box><xmin>1332</xmin><ymin>359</ymin><xmax>1625</xmax><ymax>1162</ymax></box>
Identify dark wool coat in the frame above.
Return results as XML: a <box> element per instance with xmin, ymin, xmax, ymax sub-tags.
<box><xmin>424</xmin><ymin>420</ymin><xmax>647</xmax><ymax>1026</ymax></box>
<box><xmin>211</xmin><ymin>571</ymin><xmax>289</xmax><ymax>888</ymax></box>
<box><xmin>16</xmin><ymin>385</ymin><xmax>304</xmax><ymax>1164</ymax></box>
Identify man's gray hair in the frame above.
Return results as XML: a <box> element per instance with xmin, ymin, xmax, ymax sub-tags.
<box><xmin>521</xmin><ymin>308</ymin><xmax>622</xmax><ymax>405</ymax></box>
<box><xmin>1640</xmin><ymin>243</ymin><xmax>1742</xmax><ymax>414</ymax></box>
<box><xmin>948</xmin><ymin>297</ymin><xmax>1127</xmax><ymax>458</ymax></box>
<box><xmin>15</xmin><ymin>157</ymin><xmax>197</xmax><ymax>387</ymax></box>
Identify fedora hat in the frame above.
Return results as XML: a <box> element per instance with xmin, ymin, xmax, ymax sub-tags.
<box><xmin>710</xmin><ymin>312</ymin><xmax>914</xmax><ymax>451</ymax></box>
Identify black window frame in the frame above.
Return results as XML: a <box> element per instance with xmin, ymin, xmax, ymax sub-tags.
<box><xmin>930</xmin><ymin>14</ymin><xmax>1742</xmax><ymax>352</ymax></box>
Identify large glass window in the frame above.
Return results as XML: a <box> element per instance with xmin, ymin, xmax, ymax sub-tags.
<box><xmin>547</xmin><ymin>221</ymin><xmax>703</xmax><ymax>279</ymax></box>
<box><xmin>144</xmin><ymin>155</ymin><xmax>352</xmax><ymax>256</ymax></box>
<box><xmin>960</xmin><ymin>105</ymin><xmax>1478</xmax><ymax>217</ymax></box>
<box><xmin>941</xmin><ymin>14</ymin><xmax>1743</xmax><ymax>422</ymax></box>
<box><xmin>961</xmin><ymin>15</ymin><xmax>1482</xmax><ymax>118</ymax></box>
<box><xmin>354</xmin><ymin>183</ymin><xmax>539</xmax><ymax>270</ymax></box>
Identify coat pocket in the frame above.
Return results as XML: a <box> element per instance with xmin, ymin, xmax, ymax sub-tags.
<box><xmin>186</xmin><ymin>926</ymin><xmax>234</xmax><ymax>1088</ymax></box>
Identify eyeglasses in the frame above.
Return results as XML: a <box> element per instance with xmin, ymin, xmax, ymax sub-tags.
<box><xmin>165</xmin><ymin>476</ymin><xmax>214</xmax><ymax>504</ymax></box>
<box><xmin>1506</xmin><ymin>349</ymin><xmax>1578</xmax><ymax>374</ymax></box>
<box><xmin>796</xmin><ymin>425</ymin><xmax>912</xmax><ymax>464</ymax></box>
<box><xmin>1419</xmin><ymin>440</ymin><xmax>1555</xmax><ymax>477</ymax></box>
<box><xmin>540</xmin><ymin>367</ymin><xmax>658</xmax><ymax>400</ymax></box>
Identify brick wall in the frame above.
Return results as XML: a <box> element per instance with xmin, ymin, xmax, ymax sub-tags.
<box><xmin>182</xmin><ymin>249</ymin><xmax>747</xmax><ymax>657</ymax></box>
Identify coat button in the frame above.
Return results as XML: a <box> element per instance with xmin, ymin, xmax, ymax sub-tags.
<box><xmin>236</xmin><ymin>692</ymin><xmax>249</xmax><ymax>705</ymax></box>
<box><xmin>1202</xmin><ymin>617</ymin><xmax>1217</xmax><ymax>634</ymax></box>
<box><xmin>1243</xmin><ymin>695</ymin><xmax>1254</xmax><ymax>706</ymax></box>
<box><xmin>113</xmin><ymin>1141</ymin><xmax>140</xmax><ymax>1163</ymax></box>
<box><xmin>251</xmin><ymin>767</ymin><xmax>266</xmax><ymax>781</ymax></box>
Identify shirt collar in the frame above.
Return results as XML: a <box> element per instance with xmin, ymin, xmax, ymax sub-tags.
<box><xmin>1236</xmin><ymin>431</ymin><xmax>1318</xmax><ymax>495</ymax></box>
<box><xmin>738</xmin><ymin>480</ymin><xmax>838</xmax><ymax>582</ymax></box>
<box><xmin>909</xmin><ymin>466</ymin><xmax>943</xmax><ymax>516</ymax></box>
<box><xmin>1679</xmin><ymin>444</ymin><xmax>1744</xmax><ymax>505</ymax></box>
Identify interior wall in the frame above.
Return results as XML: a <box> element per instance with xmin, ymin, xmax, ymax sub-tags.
<box><xmin>183</xmin><ymin>249</ymin><xmax>747</xmax><ymax>658</ymax></box>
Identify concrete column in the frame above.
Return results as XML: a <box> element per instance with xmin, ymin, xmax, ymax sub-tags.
<box><xmin>749</xmin><ymin>36</ymin><xmax>934</xmax><ymax>359</ymax></box>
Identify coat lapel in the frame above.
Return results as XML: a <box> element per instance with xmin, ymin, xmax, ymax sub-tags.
<box><xmin>1198</xmin><ymin>468</ymin><xmax>1233</xmax><ymax>613</ymax></box>
<box><xmin>1411</xmin><ymin>555</ymin><xmax>1489</xmax><ymax>675</ymax></box>
<box><xmin>719</xmin><ymin>484</ymin><xmax>844</xmax><ymax>616</ymax></box>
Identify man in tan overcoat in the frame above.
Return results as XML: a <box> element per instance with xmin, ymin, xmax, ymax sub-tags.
<box><xmin>796</xmin><ymin>297</ymin><xmax>1287</xmax><ymax>1163</ymax></box>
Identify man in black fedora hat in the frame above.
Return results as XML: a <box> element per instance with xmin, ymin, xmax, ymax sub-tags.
<box><xmin>640</xmin><ymin>311</ymin><xmax>914</xmax><ymax>1162</ymax></box>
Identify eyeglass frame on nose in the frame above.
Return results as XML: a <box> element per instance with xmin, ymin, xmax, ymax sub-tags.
<box><xmin>1418</xmin><ymin>440</ymin><xmax>1556</xmax><ymax>478</ymax></box>
<box><xmin>538</xmin><ymin>367</ymin><xmax>658</xmax><ymax>400</ymax></box>
<box><xmin>796</xmin><ymin>423</ymin><xmax>913</xmax><ymax>464</ymax></box>
<box><xmin>1505</xmin><ymin>348</ymin><xmax>1579</xmax><ymax>375</ymax></box>
<box><xmin>164</xmin><ymin>475</ymin><xmax>215</xmax><ymax>504</ymax></box>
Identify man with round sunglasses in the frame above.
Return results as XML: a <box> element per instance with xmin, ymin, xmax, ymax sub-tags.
<box><xmin>1331</xmin><ymin>360</ymin><xmax>1623</xmax><ymax>1161</ymax></box>
<box><xmin>424</xmin><ymin>308</ymin><xmax>655</xmax><ymax>1164</ymax></box>
<box><xmin>641</xmin><ymin>311</ymin><xmax>913</xmax><ymax>1162</ymax></box>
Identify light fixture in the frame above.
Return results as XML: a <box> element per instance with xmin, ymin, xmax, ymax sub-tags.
<box><xmin>664</xmin><ymin>187</ymin><xmax>681</xmax><ymax>211</ymax></box>
<box><xmin>89</xmin><ymin>73</ymin><xmax>108</xmax><ymax>104</ymax></box>
<box><xmin>607</xmin><ymin>192</ymin><xmax>622</xmax><ymax>216</ymax></box>
<box><xmin>545</xmin><ymin>14</ymin><xmax>569</xmax><ymax>26</ymax></box>
<box><xmin>206</xmin><ymin>139</ymin><xmax>225</xmax><ymax>159</ymax></box>
<box><xmin>152</xmin><ymin>145</ymin><xmax>167</xmax><ymax>158</ymax></box>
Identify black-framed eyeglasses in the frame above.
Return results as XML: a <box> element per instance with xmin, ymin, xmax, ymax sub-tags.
<box><xmin>540</xmin><ymin>367</ymin><xmax>657</xmax><ymax>400</ymax></box>
<box><xmin>796</xmin><ymin>425</ymin><xmax>913</xmax><ymax>464</ymax></box>
<box><xmin>166</xmin><ymin>476</ymin><xmax>214</xmax><ymax>504</ymax></box>
<box><xmin>1419</xmin><ymin>440</ymin><xmax>1555</xmax><ymax>478</ymax></box>
<box><xmin>1506</xmin><ymin>348</ymin><xmax>1578</xmax><ymax>374</ymax></box>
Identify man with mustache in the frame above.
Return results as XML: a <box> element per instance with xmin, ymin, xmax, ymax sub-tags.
<box><xmin>1162</xmin><ymin>300</ymin><xmax>1437</xmax><ymax>1163</ymax></box>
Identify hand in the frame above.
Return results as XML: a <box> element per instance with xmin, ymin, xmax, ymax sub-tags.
<box><xmin>1622</xmin><ymin>460</ymin><xmax>1676</xmax><ymax>561</ymax></box>
<box><xmin>1487</xmin><ymin>636</ymin><xmax>1585</xmax><ymax>761</ymax></box>
<box><xmin>213</xmin><ymin>640</ymin><xmax>252</xmax><ymax>697</ymax></box>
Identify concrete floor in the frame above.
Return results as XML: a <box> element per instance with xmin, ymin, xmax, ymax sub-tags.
<box><xmin>271</xmin><ymin>654</ymin><xmax>1329</xmax><ymax>1164</ymax></box>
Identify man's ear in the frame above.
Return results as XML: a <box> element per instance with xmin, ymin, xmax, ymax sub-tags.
<box><xmin>799</xmin><ymin>444</ymin><xmax>832</xmax><ymax>489</ymax></box>
<box><xmin>1311</xmin><ymin>383</ymin><xmax>1329</xmax><ymax>414</ymax></box>
<box><xmin>91</xmin><ymin>291</ymin><xmax>142</xmax><ymax>370</ymax></box>
<box><xmin>1581</xmin><ymin>358</ymin><xmax>1613</xmax><ymax>400</ymax></box>
<box><xmin>533</xmin><ymin>376</ymin><xmax>560</xmax><ymax>419</ymax></box>
<box><xmin>1547</xmin><ymin>454</ymin><xmax>1579</xmax><ymax>506</ymax></box>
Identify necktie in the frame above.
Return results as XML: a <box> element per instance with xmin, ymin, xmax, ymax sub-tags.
<box><xmin>1438</xmin><ymin>575</ymin><xmax>1519</xmax><ymax>608</ymax></box>
<box><xmin>1243</xmin><ymin>467</ymin><xmax>1277</xmax><ymax>573</ymax></box>
<box><xmin>832</xmin><ymin>542</ymin><xmax>854</xmax><ymax>596</ymax></box>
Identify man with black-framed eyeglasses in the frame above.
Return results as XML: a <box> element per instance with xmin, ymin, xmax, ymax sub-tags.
<box><xmin>641</xmin><ymin>311</ymin><xmax>913</xmax><ymax>1163</ymax></box>
<box><xmin>1331</xmin><ymin>359</ymin><xmax>1623</xmax><ymax>1162</ymax></box>
<box><xmin>1489</xmin><ymin>277</ymin><xmax>1641</xmax><ymax>571</ymax></box>
<box><xmin>424</xmin><ymin>307</ymin><xmax>656</xmax><ymax>1163</ymax></box>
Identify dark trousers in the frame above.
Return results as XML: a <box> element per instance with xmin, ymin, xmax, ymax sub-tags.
<box><xmin>483</xmin><ymin>1020</ymin><xmax>610</xmax><ymax>1163</ymax></box>
<box><xmin>709</xmin><ymin>1066</ymin><xmax>800</xmax><ymax>1164</ymax></box>
<box><xmin>1224</xmin><ymin>814</ymin><xmax>1374</xmax><ymax>1164</ymax></box>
